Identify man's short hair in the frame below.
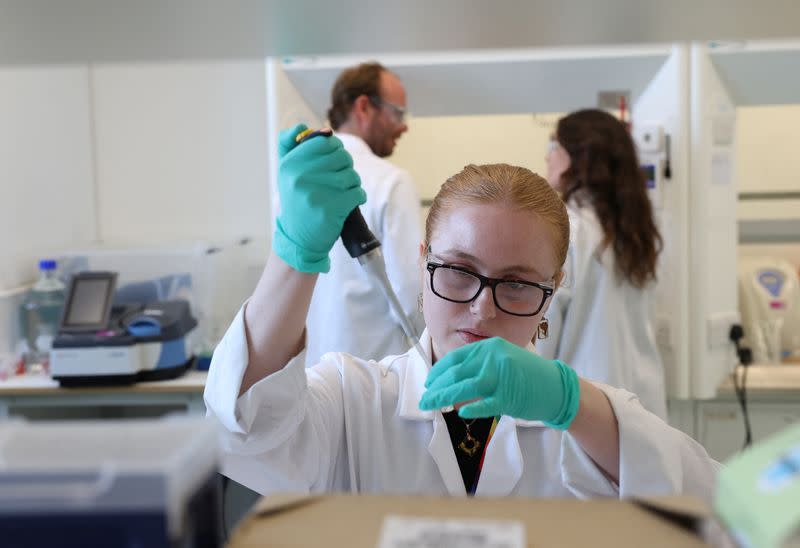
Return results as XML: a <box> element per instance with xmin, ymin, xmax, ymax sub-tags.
<box><xmin>327</xmin><ymin>62</ymin><xmax>387</xmax><ymax>130</ymax></box>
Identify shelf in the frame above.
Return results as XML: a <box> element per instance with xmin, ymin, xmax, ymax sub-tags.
<box><xmin>282</xmin><ymin>46</ymin><xmax>672</xmax><ymax>119</ymax></box>
<box><xmin>739</xmin><ymin>218</ymin><xmax>800</xmax><ymax>244</ymax></box>
<box><xmin>738</xmin><ymin>193</ymin><xmax>800</xmax><ymax>243</ymax></box>
<box><xmin>710</xmin><ymin>41</ymin><xmax>800</xmax><ymax>106</ymax></box>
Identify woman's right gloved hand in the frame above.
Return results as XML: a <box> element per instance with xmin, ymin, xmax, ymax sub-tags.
<box><xmin>273</xmin><ymin>124</ymin><xmax>366</xmax><ymax>273</ymax></box>
<box><xmin>418</xmin><ymin>337</ymin><xmax>581</xmax><ymax>429</ymax></box>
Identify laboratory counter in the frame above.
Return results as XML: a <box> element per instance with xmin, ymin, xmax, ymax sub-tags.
<box><xmin>715</xmin><ymin>364</ymin><xmax>800</xmax><ymax>401</ymax></box>
<box><xmin>669</xmin><ymin>364</ymin><xmax>800</xmax><ymax>462</ymax></box>
<box><xmin>1</xmin><ymin>362</ymin><xmax>797</xmax><ymax>462</ymax></box>
<box><xmin>0</xmin><ymin>370</ymin><xmax>207</xmax><ymax>418</ymax></box>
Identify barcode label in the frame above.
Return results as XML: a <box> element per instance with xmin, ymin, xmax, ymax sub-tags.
<box><xmin>378</xmin><ymin>516</ymin><xmax>525</xmax><ymax>548</ymax></box>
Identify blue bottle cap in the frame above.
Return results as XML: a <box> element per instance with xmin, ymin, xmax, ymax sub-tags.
<box><xmin>39</xmin><ymin>259</ymin><xmax>57</xmax><ymax>271</ymax></box>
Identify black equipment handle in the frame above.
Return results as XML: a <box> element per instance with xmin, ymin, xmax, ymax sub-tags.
<box><xmin>340</xmin><ymin>208</ymin><xmax>381</xmax><ymax>258</ymax></box>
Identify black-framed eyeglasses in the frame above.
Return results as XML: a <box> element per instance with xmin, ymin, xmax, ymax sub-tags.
<box><xmin>426</xmin><ymin>261</ymin><xmax>555</xmax><ymax>317</ymax></box>
<box><xmin>368</xmin><ymin>95</ymin><xmax>407</xmax><ymax>122</ymax></box>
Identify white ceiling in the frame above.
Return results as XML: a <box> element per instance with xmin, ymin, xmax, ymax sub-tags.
<box><xmin>1</xmin><ymin>0</ymin><xmax>800</xmax><ymax>64</ymax></box>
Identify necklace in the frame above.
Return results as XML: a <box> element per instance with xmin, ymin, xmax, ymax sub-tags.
<box><xmin>457</xmin><ymin>418</ymin><xmax>481</xmax><ymax>457</ymax></box>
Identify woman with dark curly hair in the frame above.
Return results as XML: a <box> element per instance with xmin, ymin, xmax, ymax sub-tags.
<box><xmin>538</xmin><ymin>109</ymin><xmax>667</xmax><ymax>418</ymax></box>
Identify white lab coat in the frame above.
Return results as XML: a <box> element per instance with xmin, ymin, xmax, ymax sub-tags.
<box><xmin>537</xmin><ymin>204</ymin><xmax>668</xmax><ymax>419</ymax></box>
<box><xmin>204</xmin><ymin>306</ymin><xmax>719</xmax><ymax>501</ymax></box>
<box><xmin>304</xmin><ymin>133</ymin><xmax>423</xmax><ymax>366</ymax></box>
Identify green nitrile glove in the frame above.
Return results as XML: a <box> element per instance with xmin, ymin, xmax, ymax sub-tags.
<box><xmin>418</xmin><ymin>337</ymin><xmax>581</xmax><ymax>430</ymax></box>
<box><xmin>273</xmin><ymin>124</ymin><xmax>366</xmax><ymax>273</ymax></box>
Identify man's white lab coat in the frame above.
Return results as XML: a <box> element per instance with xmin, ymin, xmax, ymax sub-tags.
<box><xmin>537</xmin><ymin>204</ymin><xmax>668</xmax><ymax>419</ymax></box>
<box><xmin>304</xmin><ymin>133</ymin><xmax>423</xmax><ymax>366</ymax></box>
<box><xmin>204</xmin><ymin>307</ymin><xmax>718</xmax><ymax>501</ymax></box>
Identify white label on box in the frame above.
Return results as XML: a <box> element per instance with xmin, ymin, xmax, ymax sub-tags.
<box><xmin>377</xmin><ymin>515</ymin><xmax>525</xmax><ymax>548</ymax></box>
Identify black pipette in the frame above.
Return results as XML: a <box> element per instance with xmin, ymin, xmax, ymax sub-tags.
<box><xmin>294</xmin><ymin>128</ymin><xmax>429</xmax><ymax>366</ymax></box>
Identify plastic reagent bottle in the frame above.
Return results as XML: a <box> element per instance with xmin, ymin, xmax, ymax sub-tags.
<box><xmin>19</xmin><ymin>259</ymin><xmax>66</xmax><ymax>369</ymax></box>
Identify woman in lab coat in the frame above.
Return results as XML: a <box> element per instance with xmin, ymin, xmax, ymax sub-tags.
<box><xmin>537</xmin><ymin>109</ymin><xmax>668</xmax><ymax>419</ymax></box>
<box><xmin>204</xmin><ymin>124</ymin><xmax>717</xmax><ymax>500</ymax></box>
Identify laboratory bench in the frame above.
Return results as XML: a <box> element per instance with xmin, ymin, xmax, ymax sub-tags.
<box><xmin>2</xmin><ymin>362</ymin><xmax>796</xmax><ymax>463</ymax></box>
<box><xmin>668</xmin><ymin>364</ymin><xmax>800</xmax><ymax>462</ymax></box>
<box><xmin>0</xmin><ymin>369</ymin><xmax>207</xmax><ymax>419</ymax></box>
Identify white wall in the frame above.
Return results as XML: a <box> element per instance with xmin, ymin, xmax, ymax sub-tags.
<box><xmin>391</xmin><ymin>113</ymin><xmax>557</xmax><ymax>200</ymax></box>
<box><xmin>2</xmin><ymin>56</ymin><xmax>798</xmax><ymax>358</ymax></box>
<box><xmin>0</xmin><ymin>61</ymin><xmax>272</xmax><ymax>354</ymax></box>
<box><xmin>0</xmin><ymin>66</ymin><xmax>96</xmax><ymax>290</ymax></box>
<box><xmin>736</xmin><ymin>105</ymin><xmax>800</xmax><ymax>267</ymax></box>
<box><xmin>740</xmin><ymin>243</ymin><xmax>800</xmax><ymax>265</ymax></box>
<box><xmin>737</xmin><ymin>105</ymin><xmax>800</xmax><ymax>194</ymax></box>
<box><xmin>392</xmin><ymin>105</ymin><xmax>800</xmax><ymax>270</ymax></box>
<box><xmin>92</xmin><ymin>60</ymin><xmax>270</xmax><ymax>246</ymax></box>
<box><xmin>0</xmin><ymin>60</ymin><xmax>272</xmax><ymax>291</ymax></box>
<box><xmin>6</xmin><ymin>60</ymin><xmax>794</xmax><ymax>291</ymax></box>
<box><xmin>392</xmin><ymin>105</ymin><xmax>800</xmax><ymax>203</ymax></box>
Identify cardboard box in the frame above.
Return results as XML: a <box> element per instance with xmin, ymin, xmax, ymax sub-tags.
<box><xmin>228</xmin><ymin>493</ymin><xmax>718</xmax><ymax>547</ymax></box>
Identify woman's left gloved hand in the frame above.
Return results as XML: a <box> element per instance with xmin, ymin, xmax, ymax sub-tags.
<box><xmin>418</xmin><ymin>337</ymin><xmax>581</xmax><ymax>430</ymax></box>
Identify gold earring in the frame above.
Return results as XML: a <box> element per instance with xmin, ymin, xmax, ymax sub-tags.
<box><xmin>537</xmin><ymin>318</ymin><xmax>550</xmax><ymax>340</ymax></box>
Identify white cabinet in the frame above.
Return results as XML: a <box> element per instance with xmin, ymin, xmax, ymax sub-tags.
<box><xmin>669</xmin><ymin>365</ymin><xmax>800</xmax><ymax>462</ymax></box>
<box><xmin>696</xmin><ymin>401</ymin><xmax>800</xmax><ymax>461</ymax></box>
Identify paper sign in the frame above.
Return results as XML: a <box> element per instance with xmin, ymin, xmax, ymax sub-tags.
<box><xmin>378</xmin><ymin>515</ymin><xmax>525</xmax><ymax>548</ymax></box>
<box><xmin>712</xmin><ymin>115</ymin><xmax>735</xmax><ymax>146</ymax></box>
<box><xmin>711</xmin><ymin>150</ymin><xmax>732</xmax><ymax>185</ymax></box>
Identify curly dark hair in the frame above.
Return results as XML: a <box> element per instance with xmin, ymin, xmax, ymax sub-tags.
<box><xmin>326</xmin><ymin>62</ymin><xmax>386</xmax><ymax>130</ymax></box>
<box><xmin>556</xmin><ymin>109</ymin><xmax>662</xmax><ymax>288</ymax></box>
